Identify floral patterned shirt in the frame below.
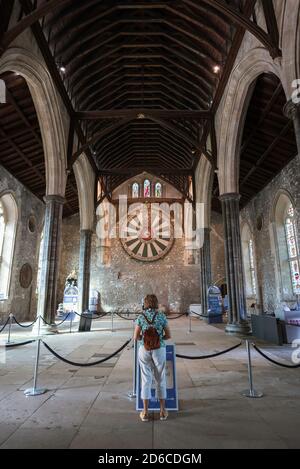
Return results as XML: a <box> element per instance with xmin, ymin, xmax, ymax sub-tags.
<box><xmin>136</xmin><ymin>308</ymin><xmax>168</xmax><ymax>348</ymax></box>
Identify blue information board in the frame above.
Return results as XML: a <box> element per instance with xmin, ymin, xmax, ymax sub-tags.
<box><xmin>136</xmin><ymin>344</ymin><xmax>178</xmax><ymax>411</ymax></box>
<box><xmin>207</xmin><ymin>285</ymin><xmax>223</xmax><ymax>323</ymax></box>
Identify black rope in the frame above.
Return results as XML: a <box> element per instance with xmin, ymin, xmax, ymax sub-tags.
<box><xmin>252</xmin><ymin>343</ymin><xmax>300</xmax><ymax>368</ymax></box>
<box><xmin>5</xmin><ymin>339</ymin><xmax>36</xmax><ymax>348</ymax></box>
<box><xmin>176</xmin><ymin>341</ymin><xmax>242</xmax><ymax>359</ymax></box>
<box><xmin>73</xmin><ymin>311</ymin><xmax>108</xmax><ymax>320</ymax></box>
<box><xmin>167</xmin><ymin>312</ymin><xmax>188</xmax><ymax>320</ymax></box>
<box><xmin>0</xmin><ymin>315</ymin><xmax>10</xmax><ymax>333</ymax></box>
<box><xmin>116</xmin><ymin>313</ymin><xmax>138</xmax><ymax>321</ymax></box>
<box><xmin>39</xmin><ymin>316</ymin><xmax>53</xmax><ymax>326</ymax></box>
<box><xmin>190</xmin><ymin>310</ymin><xmax>224</xmax><ymax>319</ymax></box>
<box><xmin>42</xmin><ymin>338</ymin><xmax>131</xmax><ymax>367</ymax></box>
<box><xmin>12</xmin><ymin>315</ymin><xmax>38</xmax><ymax>328</ymax></box>
<box><xmin>53</xmin><ymin>312</ymin><xmax>72</xmax><ymax>326</ymax></box>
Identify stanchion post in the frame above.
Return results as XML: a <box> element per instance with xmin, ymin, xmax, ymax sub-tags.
<box><xmin>111</xmin><ymin>311</ymin><xmax>114</xmax><ymax>332</ymax></box>
<box><xmin>6</xmin><ymin>313</ymin><xmax>14</xmax><ymax>345</ymax></box>
<box><xmin>37</xmin><ymin>315</ymin><xmax>41</xmax><ymax>337</ymax></box>
<box><xmin>70</xmin><ymin>314</ymin><xmax>73</xmax><ymax>334</ymax></box>
<box><xmin>188</xmin><ymin>311</ymin><xmax>192</xmax><ymax>333</ymax></box>
<box><xmin>24</xmin><ymin>338</ymin><xmax>48</xmax><ymax>396</ymax></box>
<box><xmin>127</xmin><ymin>339</ymin><xmax>137</xmax><ymax>399</ymax></box>
<box><xmin>242</xmin><ymin>340</ymin><xmax>263</xmax><ymax>398</ymax></box>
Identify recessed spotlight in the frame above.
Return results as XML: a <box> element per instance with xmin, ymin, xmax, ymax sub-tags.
<box><xmin>59</xmin><ymin>66</ymin><xmax>66</xmax><ymax>73</ymax></box>
<box><xmin>191</xmin><ymin>148</ymin><xmax>196</xmax><ymax>154</ymax></box>
<box><xmin>213</xmin><ymin>65</ymin><xmax>220</xmax><ymax>74</ymax></box>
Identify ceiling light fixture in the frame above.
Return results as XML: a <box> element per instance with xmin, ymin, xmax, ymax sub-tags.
<box><xmin>213</xmin><ymin>65</ymin><xmax>220</xmax><ymax>74</ymax></box>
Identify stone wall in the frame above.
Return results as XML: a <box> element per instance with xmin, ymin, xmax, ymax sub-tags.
<box><xmin>240</xmin><ymin>156</ymin><xmax>300</xmax><ymax>316</ymax></box>
<box><xmin>58</xmin><ymin>208</ymin><xmax>226</xmax><ymax>313</ymax></box>
<box><xmin>0</xmin><ymin>164</ymin><xmax>44</xmax><ymax>322</ymax></box>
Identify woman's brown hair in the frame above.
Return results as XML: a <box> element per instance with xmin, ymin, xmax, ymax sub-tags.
<box><xmin>144</xmin><ymin>294</ymin><xmax>158</xmax><ymax>310</ymax></box>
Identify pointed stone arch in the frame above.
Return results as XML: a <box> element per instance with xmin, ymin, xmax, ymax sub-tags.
<box><xmin>217</xmin><ymin>47</ymin><xmax>283</xmax><ymax>195</ymax></box>
<box><xmin>0</xmin><ymin>47</ymin><xmax>67</xmax><ymax>196</ymax></box>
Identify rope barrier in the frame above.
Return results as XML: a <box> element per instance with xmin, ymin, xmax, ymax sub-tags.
<box><xmin>73</xmin><ymin>311</ymin><xmax>108</xmax><ymax>320</ymax></box>
<box><xmin>12</xmin><ymin>315</ymin><xmax>38</xmax><ymax>328</ymax></box>
<box><xmin>116</xmin><ymin>311</ymin><xmax>187</xmax><ymax>320</ymax></box>
<box><xmin>0</xmin><ymin>315</ymin><xmax>10</xmax><ymax>333</ymax></box>
<box><xmin>52</xmin><ymin>312</ymin><xmax>72</xmax><ymax>326</ymax></box>
<box><xmin>42</xmin><ymin>338</ymin><xmax>131</xmax><ymax>367</ymax></box>
<box><xmin>252</xmin><ymin>343</ymin><xmax>300</xmax><ymax>368</ymax></box>
<box><xmin>176</xmin><ymin>341</ymin><xmax>242</xmax><ymax>359</ymax></box>
<box><xmin>190</xmin><ymin>310</ymin><xmax>224</xmax><ymax>319</ymax></box>
<box><xmin>5</xmin><ymin>339</ymin><xmax>36</xmax><ymax>348</ymax></box>
<box><xmin>116</xmin><ymin>313</ymin><xmax>138</xmax><ymax>321</ymax></box>
<box><xmin>167</xmin><ymin>312</ymin><xmax>188</xmax><ymax>320</ymax></box>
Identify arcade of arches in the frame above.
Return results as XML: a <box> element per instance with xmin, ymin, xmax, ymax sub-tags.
<box><xmin>0</xmin><ymin>0</ymin><xmax>300</xmax><ymax>450</ymax></box>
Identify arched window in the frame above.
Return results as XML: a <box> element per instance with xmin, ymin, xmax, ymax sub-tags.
<box><xmin>284</xmin><ymin>204</ymin><xmax>300</xmax><ymax>294</ymax></box>
<box><xmin>155</xmin><ymin>182</ymin><xmax>162</xmax><ymax>198</ymax></box>
<box><xmin>143</xmin><ymin>179</ymin><xmax>151</xmax><ymax>197</ymax></box>
<box><xmin>0</xmin><ymin>194</ymin><xmax>18</xmax><ymax>299</ymax></box>
<box><xmin>132</xmin><ymin>182</ymin><xmax>139</xmax><ymax>198</ymax></box>
<box><xmin>241</xmin><ymin>223</ymin><xmax>257</xmax><ymax>298</ymax></box>
<box><xmin>273</xmin><ymin>193</ymin><xmax>300</xmax><ymax>299</ymax></box>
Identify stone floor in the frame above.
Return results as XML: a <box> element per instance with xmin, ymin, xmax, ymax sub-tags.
<box><xmin>0</xmin><ymin>315</ymin><xmax>299</xmax><ymax>449</ymax></box>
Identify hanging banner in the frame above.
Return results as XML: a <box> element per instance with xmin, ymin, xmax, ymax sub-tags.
<box><xmin>136</xmin><ymin>344</ymin><xmax>178</xmax><ymax>411</ymax></box>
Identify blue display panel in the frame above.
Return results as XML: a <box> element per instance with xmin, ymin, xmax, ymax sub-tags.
<box><xmin>136</xmin><ymin>344</ymin><xmax>178</xmax><ymax>411</ymax></box>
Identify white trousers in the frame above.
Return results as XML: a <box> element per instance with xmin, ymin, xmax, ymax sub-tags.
<box><xmin>138</xmin><ymin>346</ymin><xmax>167</xmax><ymax>400</ymax></box>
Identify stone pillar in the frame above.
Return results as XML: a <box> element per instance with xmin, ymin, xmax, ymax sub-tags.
<box><xmin>219</xmin><ymin>193</ymin><xmax>250</xmax><ymax>334</ymax></box>
<box><xmin>200</xmin><ymin>227</ymin><xmax>212</xmax><ymax>315</ymax></box>
<box><xmin>78</xmin><ymin>229</ymin><xmax>93</xmax><ymax>330</ymax></box>
<box><xmin>37</xmin><ymin>195</ymin><xmax>65</xmax><ymax>331</ymax></box>
<box><xmin>283</xmin><ymin>100</ymin><xmax>300</xmax><ymax>158</ymax></box>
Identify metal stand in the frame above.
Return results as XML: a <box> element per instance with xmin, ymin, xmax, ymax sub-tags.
<box><xmin>242</xmin><ymin>340</ymin><xmax>263</xmax><ymax>398</ymax></box>
<box><xmin>69</xmin><ymin>315</ymin><xmax>73</xmax><ymax>334</ymax></box>
<box><xmin>6</xmin><ymin>313</ymin><xmax>14</xmax><ymax>345</ymax></box>
<box><xmin>187</xmin><ymin>311</ymin><xmax>192</xmax><ymax>333</ymax></box>
<box><xmin>37</xmin><ymin>315</ymin><xmax>41</xmax><ymax>336</ymax></box>
<box><xmin>127</xmin><ymin>339</ymin><xmax>137</xmax><ymax>399</ymax></box>
<box><xmin>111</xmin><ymin>311</ymin><xmax>115</xmax><ymax>332</ymax></box>
<box><xmin>24</xmin><ymin>338</ymin><xmax>47</xmax><ymax>396</ymax></box>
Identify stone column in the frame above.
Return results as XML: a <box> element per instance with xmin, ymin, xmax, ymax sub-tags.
<box><xmin>78</xmin><ymin>229</ymin><xmax>93</xmax><ymax>330</ymax></box>
<box><xmin>37</xmin><ymin>195</ymin><xmax>65</xmax><ymax>331</ymax></box>
<box><xmin>283</xmin><ymin>100</ymin><xmax>300</xmax><ymax>158</ymax></box>
<box><xmin>200</xmin><ymin>227</ymin><xmax>212</xmax><ymax>315</ymax></box>
<box><xmin>219</xmin><ymin>193</ymin><xmax>250</xmax><ymax>334</ymax></box>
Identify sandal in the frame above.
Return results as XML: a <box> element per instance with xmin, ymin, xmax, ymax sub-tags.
<box><xmin>140</xmin><ymin>411</ymin><xmax>149</xmax><ymax>422</ymax></box>
<box><xmin>160</xmin><ymin>410</ymin><xmax>168</xmax><ymax>421</ymax></box>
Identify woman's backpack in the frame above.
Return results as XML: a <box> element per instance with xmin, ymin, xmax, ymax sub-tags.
<box><xmin>142</xmin><ymin>312</ymin><xmax>160</xmax><ymax>351</ymax></box>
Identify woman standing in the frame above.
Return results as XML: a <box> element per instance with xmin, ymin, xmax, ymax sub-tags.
<box><xmin>134</xmin><ymin>294</ymin><xmax>171</xmax><ymax>422</ymax></box>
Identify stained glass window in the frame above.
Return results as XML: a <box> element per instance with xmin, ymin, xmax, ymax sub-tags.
<box><xmin>248</xmin><ymin>239</ymin><xmax>257</xmax><ymax>296</ymax></box>
<box><xmin>132</xmin><ymin>182</ymin><xmax>139</xmax><ymax>198</ymax></box>
<box><xmin>0</xmin><ymin>201</ymin><xmax>5</xmax><ymax>260</ymax></box>
<box><xmin>155</xmin><ymin>182</ymin><xmax>162</xmax><ymax>198</ymax></box>
<box><xmin>144</xmin><ymin>179</ymin><xmax>151</xmax><ymax>198</ymax></box>
<box><xmin>285</xmin><ymin>204</ymin><xmax>300</xmax><ymax>294</ymax></box>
